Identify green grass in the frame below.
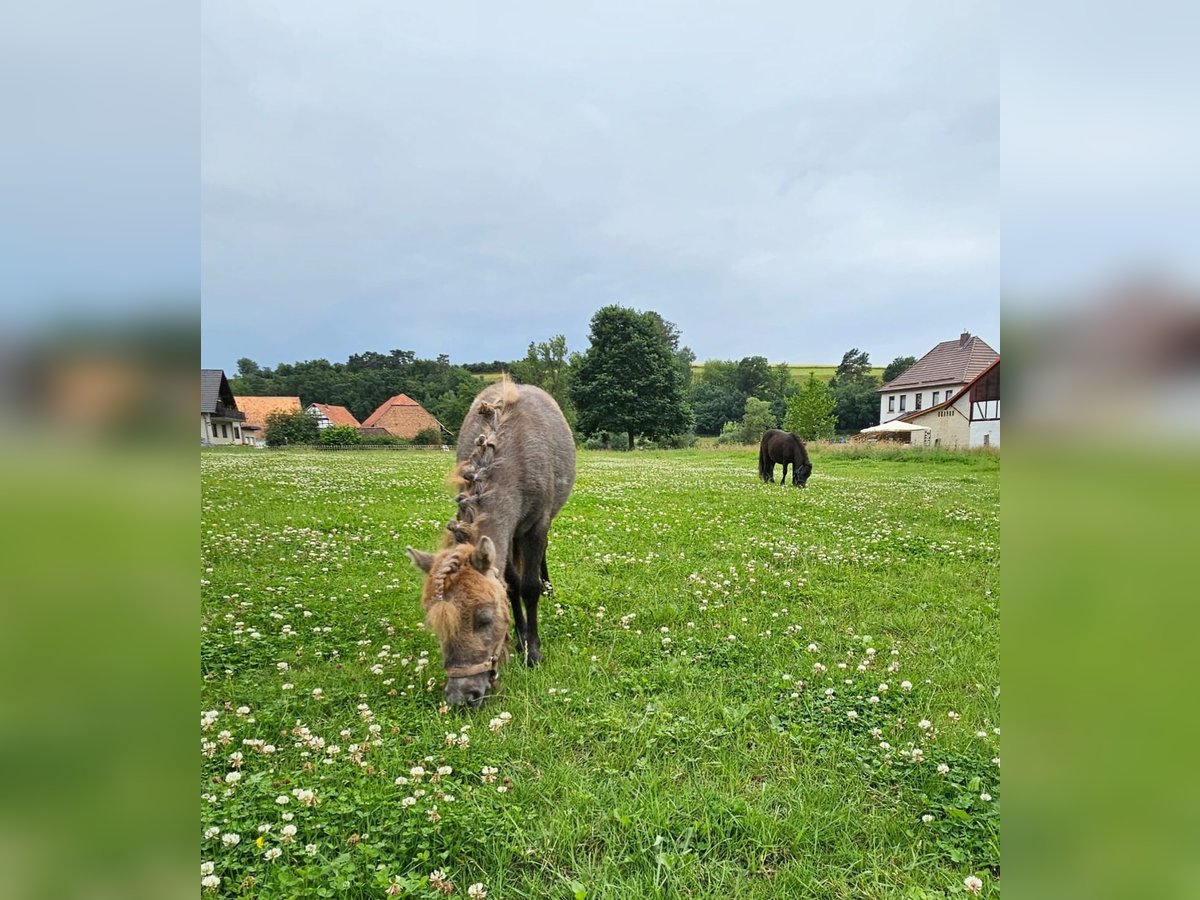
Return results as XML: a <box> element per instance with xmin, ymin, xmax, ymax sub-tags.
<box><xmin>201</xmin><ymin>448</ymin><xmax>999</xmax><ymax>898</ymax></box>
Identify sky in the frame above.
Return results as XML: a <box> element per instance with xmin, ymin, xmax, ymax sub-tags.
<box><xmin>200</xmin><ymin>1</ymin><xmax>1000</xmax><ymax>371</ymax></box>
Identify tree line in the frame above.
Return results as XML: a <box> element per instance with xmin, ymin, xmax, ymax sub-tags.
<box><xmin>229</xmin><ymin>305</ymin><xmax>916</xmax><ymax>448</ymax></box>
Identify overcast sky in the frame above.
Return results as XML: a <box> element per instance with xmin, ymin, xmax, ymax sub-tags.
<box><xmin>201</xmin><ymin>1</ymin><xmax>1000</xmax><ymax>371</ymax></box>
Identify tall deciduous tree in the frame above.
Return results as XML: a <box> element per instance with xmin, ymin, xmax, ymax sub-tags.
<box><xmin>882</xmin><ymin>355</ymin><xmax>918</xmax><ymax>384</ymax></box>
<box><xmin>828</xmin><ymin>347</ymin><xmax>881</xmax><ymax>433</ymax></box>
<box><xmin>737</xmin><ymin>396</ymin><xmax>777</xmax><ymax>443</ymax></box>
<box><xmin>570</xmin><ymin>306</ymin><xmax>692</xmax><ymax>450</ymax></box>
<box><xmin>784</xmin><ymin>373</ymin><xmax>837</xmax><ymax>440</ymax></box>
<box><xmin>510</xmin><ymin>334</ymin><xmax>575</xmax><ymax>425</ymax></box>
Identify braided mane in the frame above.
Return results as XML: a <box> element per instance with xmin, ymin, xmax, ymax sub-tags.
<box><xmin>445</xmin><ymin>378</ymin><xmax>519</xmax><ymax>538</ymax></box>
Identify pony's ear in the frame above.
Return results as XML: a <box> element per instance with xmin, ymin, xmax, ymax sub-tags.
<box><xmin>470</xmin><ymin>536</ymin><xmax>496</xmax><ymax>573</ymax></box>
<box><xmin>406</xmin><ymin>546</ymin><xmax>435</xmax><ymax>573</ymax></box>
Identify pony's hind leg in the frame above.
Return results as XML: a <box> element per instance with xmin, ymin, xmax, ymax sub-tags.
<box><xmin>540</xmin><ymin>555</ymin><xmax>553</xmax><ymax>597</ymax></box>
<box><xmin>504</xmin><ymin>561</ymin><xmax>526</xmax><ymax>657</ymax></box>
<box><xmin>517</xmin><ymin>529</ymin><xmax>550</xmax><ymax>666</ymax></box>
<box><xmin>780</xmin><ymin>461</ymin><xmax>789</xmax><ymax>485</ymax></box>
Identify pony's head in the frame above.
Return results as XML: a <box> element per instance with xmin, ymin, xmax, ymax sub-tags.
<box><xmin>406</xmin><ymin>533</ymin><xmax>510</xmax><ymax>707</ymax></box>
<box><xmin>795</xmin><ymin>459</ymin><xmax>813</xmax><ymax>487</ymax></box>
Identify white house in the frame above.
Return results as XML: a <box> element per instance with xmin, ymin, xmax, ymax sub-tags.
<box><xmin>305</xmin><ymin>403</ymin><xmax>361</xmax><ymax>430</ymax></box>
<box><xmin>200</xmin><ymin>369</ymin><xmax>247</xmax><ymax>445</ymax></box>
<box><xmin>897</xmin><ymin>357</ymin><xmax>1000</xmax><ymax>448</ymax></box>
<box><xmin>878</xmin><ymin>332</ymin><xmax>998</xmax><ymax>424</ymax></box>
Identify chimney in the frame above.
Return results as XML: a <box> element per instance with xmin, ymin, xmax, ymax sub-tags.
<box><xmin>959</xmin><ymin>331</ymin><xmax>971</xmax><ymax>347</ymax></box>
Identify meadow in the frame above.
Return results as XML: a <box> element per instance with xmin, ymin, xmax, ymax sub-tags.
<box><xmin>201</xmin><ymin>447</ymin><xmax>999</xmax><ymax>898</ymax></box>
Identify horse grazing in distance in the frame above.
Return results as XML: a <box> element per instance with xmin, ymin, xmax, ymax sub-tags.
<box><xmin>407</xmin><ymin>379</ymin><xmax>575</xmax><ymax>706</ymax></box>
<box><xmin>759</xmin><ymin>429</ymin><xmax>813</xmax><ymax>487</ymax></box>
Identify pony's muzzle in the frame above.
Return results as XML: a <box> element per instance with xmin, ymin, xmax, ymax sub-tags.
<box><xmin>444</xmin><ymin>674</ymin><xmax>490</xmax><ymax>707</ymax></box>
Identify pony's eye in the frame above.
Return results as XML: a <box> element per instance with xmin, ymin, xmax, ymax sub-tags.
<box><xmin>475</xmin><ymin>612</ymin><xmax>493</xmax><ymax>628</ymax></box>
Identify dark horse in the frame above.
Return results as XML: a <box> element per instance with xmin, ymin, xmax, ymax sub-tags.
<box><xmin>407</xmin><ymin>379</ymin><xmax>576</xmax><ymax>706</ymax></box>
<box><xmin>759</xmin><ymin>429</ymin><xmax>813</xmax><ymax>487</ymax></box>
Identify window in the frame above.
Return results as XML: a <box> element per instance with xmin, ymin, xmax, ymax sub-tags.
<box><xmin>888</xmin><ymin>396</ymin><xmax>895</xmax><ymax>413</ymax></box>
<box><xmin>915</xmin><ymin>393</ymin><xmax>923</xmax><ymax>411</ymax></box>
<box><xmin>222</xmin><ymin>424</ymin><xmax>229</xmax><ymax>438</ymax></box>
<box><xmin>899</xmin><ymin>395</ymin><xmax>907</xmax><ymax>411</ymax></box>
<box><xmin>210</xmin><ymin>422</ymin><xmax>218</xmax><ymax>437</ymax></box>
<box><xmin>234</xmin><ymin>427</ymin><xmax>240</xmax><ymax>439</ymax></box>
<box><xmin>932</xmin><ymin>391</ymin><xmax>940</xmax><ymax>405</ymax></box>
<box><xmin>983</xmin><ymin>433</ymin><xmax>991</xmax><ymax>447</ymax></box>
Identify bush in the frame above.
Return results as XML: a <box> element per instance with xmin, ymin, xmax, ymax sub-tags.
<box><xmin>264</xmin><ymin>409</ymin><xmax>320</xmax><ymax>447</ymax></box>
<box><xmin>412</xmin><ymin>427</ymin><xmax>443</xmax><ymax>446</ymax></box>
<box><xmin>583</xmin><ymin>430</ymin><xmax>630</xmax><ymax>451</ymax></box>
<box><xmin>359</xmin><ymin>433</ymin><xmax>409</xmax><ymax>446</ymax></box>
<box><xmin>716</xmin><ymin>421</ymin><xmax>743</xmax><ymax>445</ymax></box>
<box><xmin>641</xmin><ymin>432</ymin><xmax>698</xmax><ymax>450</ymax></box>
<box><xmin>319</xmin><ymin>425</ymin><xmax>362</xmax><ymax>445</ymax></box>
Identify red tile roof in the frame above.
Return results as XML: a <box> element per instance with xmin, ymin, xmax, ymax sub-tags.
<box><xmin>233</xmin><ymin>396</ymin><xmax>303</xmax><ymax>429</ymax></box>
<box><xmin>880</xmin><ymin>333</ymin><xmax>998</xmax><ymax>392</ymax></box>
<box><xmin>309</xmin><ymin>403</ymin><xmax>360</xmax><ymax>427</ymax></box>
<box><xmin>362</xmin><ymin>394</ymin><xmax>445</xmax><ymax>439</ymax></box>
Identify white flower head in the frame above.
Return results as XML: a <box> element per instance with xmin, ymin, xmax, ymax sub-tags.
<box><xmin>964</xmin><ymin>875</ymin><xmax>983</xmax><ymax>894</ymax></box>
<box><xmin>468</xmin><ymin>883</ymin><xmax>488</xmax><ymax>899</ymax></box>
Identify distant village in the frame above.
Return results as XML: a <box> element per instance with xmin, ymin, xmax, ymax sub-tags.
<box><xmin>202</xmin><ymin>329</ymin><xmax>998</xmax><ymax>450</ymax></box>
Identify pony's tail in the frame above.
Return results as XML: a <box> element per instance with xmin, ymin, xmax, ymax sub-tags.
<box><xmin>759</xmin><ymin>437</ymin><xmax>771</xmax><ymax>482</ymax></box>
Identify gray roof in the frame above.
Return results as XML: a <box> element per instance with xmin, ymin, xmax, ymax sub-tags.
<box><xmin>201</xmin><ymin>369</ymin><xmax>235</xmax><ymax>413</ymax></box>
<box><xmin>880</xmin><ymin>333</ymin><xmax>998</xmax><ymax>392</ymax></box>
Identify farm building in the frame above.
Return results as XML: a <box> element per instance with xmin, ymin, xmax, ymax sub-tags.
<box><xmin>892</xmin><ymin>357</ymin><xmax>1000</xmax><ymax>448</ymax></box>
<box><xmin>879</xmin><ymin>332</ymin><xmax>997</xmax><ymax>425</ymax></box>
<box><xmin>201</xmin><ymin>369</ymin><xmax>247</xmax><ymax>445</ymax></box>
<box><xmin>234</xmin><ymin>395</ymin><xmax>303</xmax><ymax>447</ymax></box>
<box><xmin>306</xmin><ymin>403</ymin><xmax>360</xmax><ymax>429</ymax></box>
<box><xmin>361</xmin><ymin>393</ymin><xmax>446</xmax><ymax>440</ymax></box>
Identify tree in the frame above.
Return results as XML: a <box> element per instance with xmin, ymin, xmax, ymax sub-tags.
<box><xmin>570</xmin><ymin>306</ymin><xmax>692</xmax><ymax>450</ymax></box>
<box><xmin>835</xmin><ymin>348</ymin><xmax>872</xmax><ymax>383</ymax></box>
<box><xmin>510</xmin><ymin>334</ymin><xmax>575</xmax><ymax>425</ymax></box>
<box><xmin>236</xmin><ymin>358</ymin><xmax>262</xmax><ymax>378</ymax></box>
<box><xmin>264</xmin><ymin>410</ymin><xmax>320</xmax><ymax>447</ymax></box>
<box><xmin>882</xmin><ymin>355</ymin><xmax>918</xmax><ymax>385</ymax></box>
<box><xmin>738</xmin><ymin>397</ymin><xmax>777</xmax><ymax>443</ymax></box>
<box><xmin>784</xmin><ymin>373</ymin><xmax>837</xmax><ymax>440</ymax></box>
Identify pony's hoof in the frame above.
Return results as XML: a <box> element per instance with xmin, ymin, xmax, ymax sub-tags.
<box><xmin>525</xmin><ymin>647</ymin><xmax>542</xmax><ymax>667</ymax></box>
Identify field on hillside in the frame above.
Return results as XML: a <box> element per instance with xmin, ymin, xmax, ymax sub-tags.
<box><xmin>201</xmin><ymin>448</ymin><xmax>999</xmax><ymax>898</ymax></box>
<box><xmin>482</xmin><ymin>365</ymin><xmax>885</xmax><ymax>386</ymax></box>
<box><xmin>690</xmin><ymin>364</ymin><xmax>887</xmax><ymax>385</ymax></box>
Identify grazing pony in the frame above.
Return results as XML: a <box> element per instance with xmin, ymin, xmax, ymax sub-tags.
<box><xmin>759</xmin><ymin>428</ymin><xmax>813</xmax><ymax>487</ymax></box>
<box><xmin>407</xmin><ymin>380</ymin><xmax>575</xmax><ymax>706</ymax></box>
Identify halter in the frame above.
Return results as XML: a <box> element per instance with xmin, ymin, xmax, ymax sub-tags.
<box><xmin>443</xmin><ymin>630</ymin><xmax>506</xmax><ymax>683</ymax></box>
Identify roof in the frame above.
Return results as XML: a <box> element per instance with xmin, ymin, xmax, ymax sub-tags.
<box><xmin>362</xmin><ymin>394</ymin><xmax>428</xmax><ymax>427</ymax></box>
<box><xmin>234</xmin><ymin>395</ymin><xmax>303</xmax><ymax>428</ymax></box>
<box><xmin>200</xmin><ymin>369</ymin><xmax>236</xmax><ymax>413</ymax></box>
<box><xmin>880</xmin><ymin>333</ymin><xmax>998</xmax><ymax>392</ymax></box>
<box><xmin>898</xmin><ymin>357</ymin><xmax>999</xmax><ymax>423</ymax></box>
<box><xmin>308</xmin><ymin>403</ymin><xmax>361</xmax><ymax>427</ymax></box>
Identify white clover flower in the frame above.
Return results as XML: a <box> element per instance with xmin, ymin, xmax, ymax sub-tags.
<box><xmin>394</xmin><ymin>776</ymin><xmax>409</xmax><ymax>786</ymax></box>
<box><xmin>846</xmin><ymin>710</ymin><xmax>858</xmax><ymax>720</ymax></box>
<box><xmin>937</xmin><ymin>763</ymin><xmax>950</xmax><ymax>775</ymax></box>
<box><xmin>282</xmin><ymin>683</ymin><xmax>294</xmax><ymax>690</ymax></box>
<box><xmin>868</xmin><ymin>696</ymin><xmax>880</xmax><ymax>704</ymax></box>
<box><xmin>221</xmin><ymin>832</ymin><xmax>241</xmax><ymax>846</ymax></box>
<box><xmin>264</xmin><ymin>847</ymin><xmax>283</xmax><ymax>862</ymax></box>
<box><xmin>258</xmin><ymin>823</ymin><xmax>271</xmax><ymax>834</ymax></box>
<box><xmin>202</xmin><ymin>874</ymin><xmax>221</xmax><ymax>890</ymax></box>
<box><xmin>281</xmin><ymin>824</ymin><xmax>297</xmax><ymax>841</ymax></box>
<box><xmin>980</xmin><ymin>792</ymin><xmax>992</xmax><ymax>802</ymax></box>
<box><xmin>201</xmin><ymin>861</ymin><xmax>214</xmax><ymax>876</ymax></box>
<box><xmin>236</xmin><ymin>706</ymin><xmax>251</xmax><ymax>716</ymax></box>
<box><xmin>305</xmin><ymin>843</ymin><xmax>317</xmax><ymax>855</ymax></box>
<box><xmin>806</xmin><ymin>643</ymin><xmax>818</xmax><ymax>652</ymax></box>
<box><xmin>437</xmin><ymin>765</ymin><xmax>453</xmax><ymax>776</ymax></box>
<box><xmin>275</xmin><ymin>795</ymin><xmax>289</xmax><ymax>805</ymax></box>
<box><xmin>281</xmin><ymin>812</ymin><xmax>294</xmax><ymax>822</ymax></box>
<box><xmin>977</xmin><ymin>730</ymin><xmax>988</xmax><ymax>738</ymax></box>
<box><xmin>468</xmin><ymin>883</ymin><xmax>488</xmax><ymax>899</ymax></box>
<box><xmin>918</xmin><ymin>719</ymin><xmax>932</xmax><ymax>730</ymax></box>
<box><xmin>496</xmin><ymin>785</ymin><xmax>508</xmax><ymax>793</ymax></box>
<box><xmin>947</xmin><ymin>711</ymin><xmax>961</xmax><ymax>722</ymax></box>
<box><xmin>878</xmin><ymin>683</ymin><xmax>888</xmax><ymax>693</ymax></box>
<box><xmin>224</xmin><ymin>771</ymin><xmax>242</xmax><ymax>784</ymax></box>
<box><xmin>410</xmin><ymin>766</ymin><xmax>426</xmax><ymax>779</ymax></box>
<box><xmin>401</xmin><ymin>796</ymin><xmax>416</xmax><ymax>808</ymax></box>
<box><xmin>964</xmin><ymin>875</ymin><xmax>983</xmax><ymax>894</ymax></box>
<box><xmin>911</xmin><ymin>748</ymin><xmax>925</xmax><ymax>763</ymax></box>
<box><xmin>204</xmin><ymin>826</ymin><xmax>219</xmax><ymax>840</ymax></box>
<box><xmin>901</xmin><ymin>681</ymin><xmax>913</xmax><ymax>691</ymax></box>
